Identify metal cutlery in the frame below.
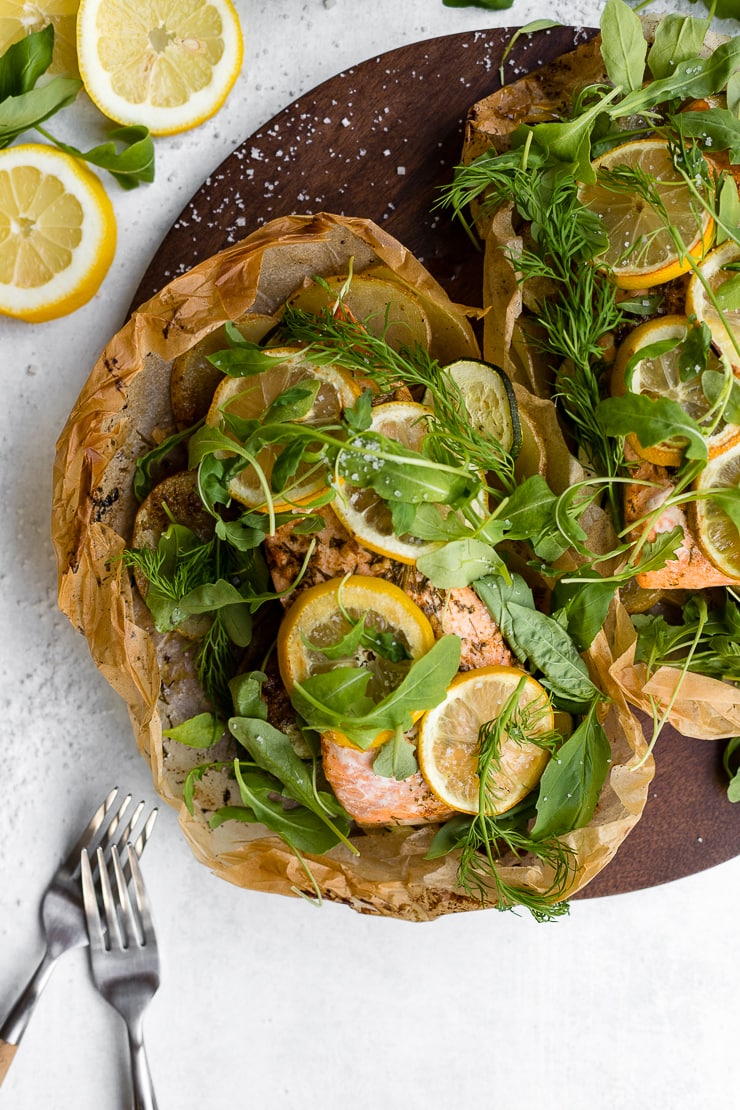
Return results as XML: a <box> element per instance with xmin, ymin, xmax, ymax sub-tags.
<box><xmin>0</xmin><ymin>788</ymin><xmax>157</xmax><ymax>1084</ymax></box>
<box><xmin>81</xmin><ymin>844</ymin><xmax>161</xmax><ymax>1110</ymax></box>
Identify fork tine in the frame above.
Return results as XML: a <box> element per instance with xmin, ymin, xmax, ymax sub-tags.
<box><xmin>126</xmin><ymin>846</ymin><xmax>155</xmax><ymax>946</ymax></box>
<box><xmin>60</xmin><ymin>788</ymin><xmax>119</xmax><ymax>873</ymax></box>
<box><xmin>96</xmin><ymin>847</ymin><xmax>123</xmax><ymax>952</ymax></box>
<box><xmin>132</xmin><ymin>809</ymin><xmax>158</xmax><ymax>859</ymax></box>
<box><xmin>110</xmin><ymin>847</ymin><xmax>139</xmax><ymax>949</ymax></box>
<box><xmin>80</xmin><ymin>849</ymin><xmax>105</xmax><ymax>952</ymax></box>
<box><xmin>68</xmin><ymin>792</ymin><xmax>133</xmax><ymax>880</ymax></box>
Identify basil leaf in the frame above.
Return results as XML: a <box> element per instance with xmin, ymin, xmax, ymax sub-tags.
<box><xmin>0</xmin><ymin>75</ymin><xmax>81</xmax><ymax>147</ymax></box>
<box><xmin>551</xmin><ymin>572</ymin><xmax>617</xmax><ymax>653</ymax></box>
<box><xmin>0</xmin><ymin>25</ymin><xmax>54</xmax><ymax>99</ymax></box>
<box><xmin>162</xmin><ymin>712</ymin><xmax>225</xmax><ymax>749</ymax></box>
<box><xmin>507</xmin><ymin>602</ymin><xmax>600</xmax><ymax>706</ymax></box>
<box><xmin>600</xmin><ymin>0</ymin><xmax>647</xmax><ymax>93</ymax></box>
<box><xmin>531</xmin><ymin>708</ymin><xmax>611</xmax><ymax>838</ymax></box>
<box><xmin>42</xmin><ymin>125</ymin><xmax>155</xmax><ymax>189</ymax></box>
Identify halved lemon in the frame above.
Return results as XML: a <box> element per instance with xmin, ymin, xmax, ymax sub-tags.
<box><xmin>76</xmin><ymin>0</ymin><xmax>243</xmax><ymax>135</ymax></box>
<box><xmin>287</xmin><ymin>272</ymin><xmax>432</xmax><ymax>353</ymax></box>
<box><xmin>0</xmin><ymin>144</ymin><xmax>116</xmax><ymax>322</ymax></box>
<box><xmin>611</xmin><ymin>315</ymin><xmax>740</xmax><ymax>467</ymax></box>
<box><xmin>417</xmin><ymin>665</ymin><xmax>554</xmax><ymax>815</ymax></box>
<box><xmin>206</xmin><ymin>347</ymin><xmax>361</xmax><ymax>512</ymax></box>
<box><xmin>686</xmin><ymin>239</ymin><xmax>740</xmax><ymax>370</ymax></box>
<box><xmin>578</xmin><ymin>139</ymin><xmax>714</xmax><ymax>290</ymax></box>
<box><xmin>0</xmin><ymin>1</ymin><xmax>80</xmax><ymax>76</ymax></box>
<box><xmin>691</xmin><ymin>439</ymin><xmax>740</xmax><ymax>580</ymax></box>
<box><xmin>277</xmin><ymin>574</ymin><xmax>436</xmax><ymax>748</ymax></box>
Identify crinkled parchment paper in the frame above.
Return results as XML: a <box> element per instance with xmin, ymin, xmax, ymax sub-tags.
<box><xmin>464</xmin><ymin>30</ymin><xmax>740</xmax><ymax>751</ymax></box>
<box><xmin>52</xmin><ymin>212</ymin><xmax>652</xmax><ymax>920</ymax></box>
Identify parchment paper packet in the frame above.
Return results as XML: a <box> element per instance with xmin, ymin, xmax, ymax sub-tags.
<box><xmin>609</xmin><ymin>603</ymin><xmax>740</xmax><ymax>740</ymax></box>
<box><xmin>52</xmin><ymin>212</ymin><xmax>652</xmax><ymax>920</ymax></box>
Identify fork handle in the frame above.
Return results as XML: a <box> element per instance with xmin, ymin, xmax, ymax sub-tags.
<box><xmin>0</xmin><ymin>949</ymin><xmax>58</xmax><ymax>1084</ymax></box>
<box><xmin>128</xmin><ymin>1028</ymin><xmax>158</xmax><ymax>1110</ymax></box>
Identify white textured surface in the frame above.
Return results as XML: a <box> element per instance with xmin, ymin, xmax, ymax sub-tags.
<box><xmin>1</xmin><ymin>2</ymin><xmax>739</xmax><ymax>1107</ymax></box>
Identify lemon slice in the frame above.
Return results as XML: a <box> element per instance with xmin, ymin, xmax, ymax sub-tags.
<box><xmin>0</xmin><ymin>1</ymin><xmax>80</xmax><ymax>76</ymax></box>
<box><xmin>418</xmin><ymin>665</ymin><xmax>554</xmax><ymax>815</ymax></box>
<box><xmin>287</xmin><ymin>272</ymin><xmax>433</xmax><ymax>353</ymax></box>
<box><xmin>332</xmin><ymin>401</ymin><xmax>444</xmax><ymax>564</ymax></box>
<box><xmin>611</xmin><ymin>315</ymin><xmax>740</xmax><ymax>467</ymax></box>
<box><xmin>578</xmin><ymin>139</ymin><xmax>714</xmax><ymax>290</ymax></box>
<box><xmin>277</xmin><ymin>575</ymin><xmax>436</xmax><ymax>749</ymax></box>
<box><xmin>691</xmin><ymin>439</ymin><xmax>740</xmax><ymax>580</ymax></box>
<box><xmin>0</xmin><ymin>144</ymin><xmax>116</xmax><ymax>322</ymax></box>
<box><xmin>76</xmin><ymin>0</ymin><xmax>243</xmax><ymax>135</ymax></box>
<box><xmin>206</xmin><ymin>348</ymin><xmax>361</xmax><ymax>511</ymax></box>
<box><xmin>686</xmin><ymin>239</ymin><xmax>740</xmax><ymax>370</ymax></box>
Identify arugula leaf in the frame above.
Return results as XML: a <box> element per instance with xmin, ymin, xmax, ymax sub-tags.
<box><xmin>595</xmin><ymin>393</ymin><xmax>708</xmax><ymax>462</ymax></box>
<box><xmin>228</xmin><ymin>718</ymin><xmax>355</xmax><ymax>849</ymax></box>
<box><xmin>615</xmin><ymin>40</ymin><xmax>740</xmax><ymax>119</ymax></box>
<box><xmin>291</xmin><ymin>635</ymin><xmax>462</xmax><ymax>748</ymax></box>
<box><xmin>531</xmin><ymin>704</ymin><xmax>611</xmax><ymax>839</ymax></box>
<box><xmin>338</xmin><ymin>432</ymin><xmax>477</xmax><ymax>506</ymax></box>
<box><xmin>230</xmin><ymin>763</ymin><xmax>349</xmax><ymax>856</ymax></box>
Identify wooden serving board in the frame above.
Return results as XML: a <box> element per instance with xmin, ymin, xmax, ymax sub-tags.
<box><xmin>132</xmin><ymin>27</ymin><xmax>740</xmax><ymax>899</ymax></box>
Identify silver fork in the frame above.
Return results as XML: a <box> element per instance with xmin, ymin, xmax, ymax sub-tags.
<box><xmin>0</xmin><ymin>788</ymin><xmax>157</xmax><ymax>1084</ymax></box>
<box><xmin>82</xmin><ymin>844</ymin><xmax>161</xmax><ymax>1110</ymax></box>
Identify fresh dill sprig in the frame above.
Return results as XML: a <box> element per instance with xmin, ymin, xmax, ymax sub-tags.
<box><xmin>441</xmin><ymin>154</ymin><xmax>627</xmax><ymax>510</ymax></box>
<box><xmin>455</xmin><ymin>678</ymin><xmax>575</xmax><ymax>921</ymax></box>
<box><xmin>278</xmin><ymin>304</ymin><xmax>517</xmax><ymax>491</ymax></box>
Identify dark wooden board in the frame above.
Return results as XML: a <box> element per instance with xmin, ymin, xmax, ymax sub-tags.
<box><xmin>132</xmin><ymin>27</ymin><xmax>740</xmax><ymax>899</ymax></box>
